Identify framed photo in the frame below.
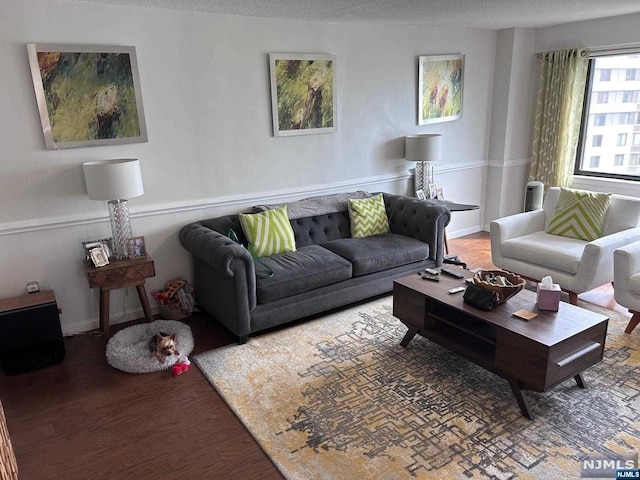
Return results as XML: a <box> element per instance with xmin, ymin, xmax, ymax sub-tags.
<box><xmin>269</xmin><ymin>53</ymin><xmax>336</xmax><ymax>137</ymax></box>
<box><xmin>89</xmin><ymin>246</ymin><xmax>109</xmax><ymax>267</ymax></box>
<box><xmin>82</xmin><ymin>238</ymin><xmax>113</xmax><ymax>260</ymax></box>
<box><xmin>129</xmin><ymin>236</ymin><xmax>146</xmax><ymax>257</ymax></box>
<box><xmin>428</xmin><ymin>184</ymin><xmax>439</xmax><ymax>199</ymax></box>
<box><xmin>27</xmin><ymin>43</ymin><xmax>147</xmax><ymax>149</ymax></box>
<box><xmin>418</xmin><ymin>54</ymin><xmax>464</xmax><ymax>125</ymax></box>
<box><xmin>436</xmin><ymin>187</ymin><xmax>445</xmax><ymax>201</ymax></box>
<box><xmin>415</xmin><ymin>189</ymin><xmax>427</xmax><ymax>200</ymax></box>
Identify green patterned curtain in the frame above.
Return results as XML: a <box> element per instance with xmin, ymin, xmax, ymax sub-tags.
<box><xmin>529</xmin><ymin>48</ymin><xmax>589</xmax><ymax>188</ymax></box>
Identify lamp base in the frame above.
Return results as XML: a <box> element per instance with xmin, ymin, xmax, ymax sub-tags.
<box><xmin>108</xmin><ymin>200</ymin><xmax>133</xmax><ymax>259</ymax></box>
<box><xmin>414</xmin><ymin>161</ymin><xmax>434</xmax><ymax>195</ymax></box>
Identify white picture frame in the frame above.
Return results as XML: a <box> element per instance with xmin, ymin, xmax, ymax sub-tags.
<box><xmin>418</xmin><ymin>54</ymin><xmax>464</xmax><ymax>125</ymax></box>
<box><xmin>269</xmin><ymin>53</ymin><xmax>337</xmax><ymax>137</ymax></box>
<box><xmin>27</xmin><ymin>43</ymin><xmax>147</xmax><ymax>149</ymax></box>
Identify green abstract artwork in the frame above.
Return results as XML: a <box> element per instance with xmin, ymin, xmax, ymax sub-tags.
<box><xmin>270</xmin><ymin>54</ymin><xmax>336</xmax><ymax>136</ymax></box>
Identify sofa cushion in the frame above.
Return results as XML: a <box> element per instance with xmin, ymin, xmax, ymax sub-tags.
<box><xmin>500</xmin><ymin>231</ymin><xmax>585</xmax><ymax>274</ymax></box>
<box><xmin>348</xmin><ymin>193</ymin><xmax>390</xmax><ymax>238</ymax></box>
<box><xmin>322</xmin><ymin>233</ymin><xmax>428</xmax><ymax>276</ymax></box>
<box><xmin>255</xmin><ymin>245</ymin><xmax>352</xmax><ymax>304</ymax></box>
<box><xmin>239</xmin><ymin>205</ymin><xmax>296</xmax><ymax>257</ymax></box>
<box><xmin>546</xmin><ymin>188</ymin><xmax>611</xmax><ymax>242</ymax></box>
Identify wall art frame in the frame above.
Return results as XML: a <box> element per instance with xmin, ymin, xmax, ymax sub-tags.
<box><xmin>269</xmin><ymin>53</ymin><xmax>337</xmax><ymax>137</ymax></box>
<box><xmin>418</xmin><ymin>54</ymin><xmax>464</xmax><ymax>125</ymax></box>
<box><xmin>27</xmin><ymin>43</ymin><xmax>148</xmax><ymax>150</ymax></box>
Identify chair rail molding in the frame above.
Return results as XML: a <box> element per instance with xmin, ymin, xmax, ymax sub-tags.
<box><xmin>0</xmin><ymin>171</ymin><xmax>412</xmax><ymax>236</ymax></box>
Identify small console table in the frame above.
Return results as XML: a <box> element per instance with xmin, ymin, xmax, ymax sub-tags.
<box><xmin>84</xmin><ymin>255</ymin><xmax>156</xmax><ymax>337</ymax></box>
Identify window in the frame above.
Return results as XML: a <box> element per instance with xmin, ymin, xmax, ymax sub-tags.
<box><xmin>617</xmin><ymin>133</ymin><xmax>628</xmax><ymax>146</ymax></box>
<box><xmin>594</xmin><ymin>114</ymin><xmax>606</xmax><ymax>126</ymax></box>
<box><xmin>576</xmin><ymin>53</ymin><xmax>640</xmax><ymax>180</ymax></box>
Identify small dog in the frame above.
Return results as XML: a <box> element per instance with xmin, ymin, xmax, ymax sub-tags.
<box><xmin>149</xmin><ymin>332</ymin><xmax>179</xmax><ymax>363</ymax></box>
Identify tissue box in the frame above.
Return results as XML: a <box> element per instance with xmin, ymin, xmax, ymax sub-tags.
<box><xmin>537</xmin><ymin>282</ymin><xmax>561</xmax><ymax>311</ymax></box>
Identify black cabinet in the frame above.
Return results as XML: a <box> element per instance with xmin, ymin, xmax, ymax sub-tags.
<box><xmin>0</xmin><ymin>291</ymin><xmax>65</xmax><ymax>375</ymax></box>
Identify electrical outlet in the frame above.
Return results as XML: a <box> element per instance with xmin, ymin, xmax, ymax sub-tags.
<box><xmin>26</xmin><ymin>281</ymin><xmax>40</xmax><ymax>294</ymax></box>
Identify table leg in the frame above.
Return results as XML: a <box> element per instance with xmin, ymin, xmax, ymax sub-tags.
<box><xmin>136</xmin><ymin>284</ymin><xmax>154</xmax><ymax>323</ymax></box>
<box><xmin>443</xmin><ymin>229</ymin><xmax>449</xmax><ymax>255</ymax></box>
<box><xmin>400</xmin><ymin>327</ymin><xmax>419</xmax><ymax>347</ymax></box>
<box><xmin>100</xmin><ymin>289</ymin><xmax>110</xmax><ymax>338</ymax></box>
<box><xmin>574</xmin><ymin>373</ymin><xmax>586</xmax><ymax>388</ymax></box>
<box><xmin>508</xmin><ymin>379</ymin><xmax>533</xmax><ymax>420</ymax></box>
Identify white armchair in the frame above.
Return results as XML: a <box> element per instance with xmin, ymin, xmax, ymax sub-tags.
<box><xmin>614</xmin><ymin>241</ymin><xmax>640</xmax><ymax>333</ymax></box>
<box><xmin>490</xmin><ymin>187</ymin><xmax>640</xmax><ymax>304</ymax></box>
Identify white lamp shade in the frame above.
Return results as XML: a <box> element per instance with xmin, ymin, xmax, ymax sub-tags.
<box><xmin>83</xmin><ymin>159</ymin><xmax>144</xmax><ymax>201</ymax></box>
<box><xmin>405</xmin><ymin>134</ymin><xmax>442</xmax><ymax>162</ymax></box>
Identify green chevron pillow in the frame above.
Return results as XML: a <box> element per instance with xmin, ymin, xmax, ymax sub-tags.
<box><xmin>348</xmin><ymin>193</ymin><xmax>390</xmax><ymax>239</ymax></box>
<box><xmin>239</xmin><ymin>205</ymin><xmax>296</xmax><ymax>257</ymax></box>
<box><xmin>546</xmin><ymin>188</ymin><xmax>612</xmax><ymax>241</ymax></box>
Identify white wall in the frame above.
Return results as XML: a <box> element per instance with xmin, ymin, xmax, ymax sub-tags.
<box><xmin>0</xmin><ymin>0</ymin><xmax>495</xmax><ymax>334</ymax></box>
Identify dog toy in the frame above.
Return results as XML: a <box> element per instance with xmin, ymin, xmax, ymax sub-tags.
<box><xmin>171</xmin><ymin>357</ymin><xmax>191</xmax><ymax>376</ymax></box>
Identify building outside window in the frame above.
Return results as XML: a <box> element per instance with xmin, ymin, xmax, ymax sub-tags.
<box><xmin>576</xmin><ymin>53</ymin><xmax>640</xmax><ymax>180</ymax></box>
<box><xmin>592</xmin><ymin>135</ymin><xmax>603</xmax><ymax>147</ymax></box>
<box><xmin>614</xmin><ymin>154</ymin><xmax>625</xmax><ymax>166</ymax></box>
<box><xmin>617</xmin><ymin>133</ymin><xmax>628</xmax><ymax>146</ymax></box>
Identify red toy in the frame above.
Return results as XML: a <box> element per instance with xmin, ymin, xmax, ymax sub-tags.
<box><xmin>171</xmin><ymin>358</ymin><xmax>191</xmax><ymax>376</ymax></box>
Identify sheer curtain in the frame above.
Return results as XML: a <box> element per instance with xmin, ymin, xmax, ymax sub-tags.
<box><xmin>529</xmin><ymin>48</ymin><xmax>589</xmax><ymax>188</ymax></box>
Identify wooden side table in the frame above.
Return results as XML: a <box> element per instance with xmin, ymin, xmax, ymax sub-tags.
<box><xmin>84</xmin><ymin>255</ymin><xmax>156</xmax><ymax>337</ymax></box>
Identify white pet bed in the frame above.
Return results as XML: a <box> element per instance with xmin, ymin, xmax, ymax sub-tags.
<box><xmin>106</xmin><ymin>320</ymin><xmax>194</xmax><ymax>373</ymax></box>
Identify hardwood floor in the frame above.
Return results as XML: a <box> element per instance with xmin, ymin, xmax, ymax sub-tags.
<box><xmin>0</xmin><ymin>232</ymin><xmax>628</xmax><ymax>479</ymax></box>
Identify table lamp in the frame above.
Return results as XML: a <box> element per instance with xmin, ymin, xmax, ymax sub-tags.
<box><xmin>83</xmin><ymin>159</ymin><xmax>144</xmax><ymax>259</ymax></box>
<box><xmin>405</xmin><ymin>134</ymin><xmax>442</xmax><ymax>195</ymax></box>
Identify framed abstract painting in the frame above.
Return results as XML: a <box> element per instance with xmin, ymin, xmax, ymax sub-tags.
<box><xmin>418</xmin><ymin>54</ymin><xmax>464</xmax><ymax>125</ymax></box>
<box><xmin>269</xmin><ymin>53</ymin><xmax>336</xmax><ymax>136</ymax></box>
<box><xmin>27</xmin><ymin>43</ymin><xmax>148</xmax><ymax>149</ymax></box>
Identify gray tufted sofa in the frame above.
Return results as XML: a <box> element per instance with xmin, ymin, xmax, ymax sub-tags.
<box><xmin>179</xmin><ymin>192</ymin><xmax>451</xmax><ymax>343</ymax></box>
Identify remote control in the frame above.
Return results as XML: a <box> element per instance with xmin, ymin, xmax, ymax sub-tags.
<box><xmin>441</xmin><ymin>267</ymin><xmax>464</xmax><ymax>279</ymax></box>
<box><xmin>424</xmin><ymin>268</ymin><xmax>439</xmax><ymax>275</ymax></box>
<box><xmin>449</xmin><ymin>286</ymin><xmax>465</xmax><ymax>294</ymax></box>
<box><xmin>421</xmin><ymin>272</ymin><xmax>441</xmax><ymax>282</ymax></box>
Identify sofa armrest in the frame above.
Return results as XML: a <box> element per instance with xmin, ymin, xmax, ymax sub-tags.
<box><xmin>490</xmin><ymin>210</ymin><xmax>546</xmax><ymax>270</ymax></box>
<box><xmin>179</xmin><ymin>222</ymin><xmax>257</xmax><ymax>312</ymax></box>
<box><xmin>490</xmin><ymin>210</ymin><xmax>546</xmax><ymax>243</ymax></box>
<box><xmin>383</xmin><ymin>193</ymin><xmax>451</xmax><ymax>266</ymax></box>
<box><xmin>575</xmin><ymin>227</ymin><xmax>640</xmax><ymax>292</ymax></box>
<box><xmin>615</xmin><ymin>239</ymin><xmax>640</xmax><ymax>279</ymax></box>
<box><xmin>614</xmin><ymin>239</ymin><xmax>640</xmax><ymax>307</ymax></box>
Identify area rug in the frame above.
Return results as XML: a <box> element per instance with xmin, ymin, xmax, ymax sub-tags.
<box><xmin>194</xmin><ymin>298</ymin><xmax>640</xmax><ymax>479</ymax></box>
<box><xmin>106</xmin><ymin>319</ymin><xmax>193</xmax><ymax>373</ymax></box>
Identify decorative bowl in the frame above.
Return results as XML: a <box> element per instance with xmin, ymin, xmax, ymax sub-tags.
<box><xmin>473</xmin><ymin>269</ymin><xmax>526</xmax><ymax>304</ymax></box>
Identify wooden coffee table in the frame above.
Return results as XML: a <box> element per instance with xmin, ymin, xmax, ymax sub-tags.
<box><xmin>393</xmin><ymin>271</ymin><xmax>609</xmax><ymax>420</ymax></box>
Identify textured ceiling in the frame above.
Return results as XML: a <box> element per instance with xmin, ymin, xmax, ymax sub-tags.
<box><xmin>76</xmin><ymin>0</ymin><xmax>640</xmax><ymax>29</ymax></box>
